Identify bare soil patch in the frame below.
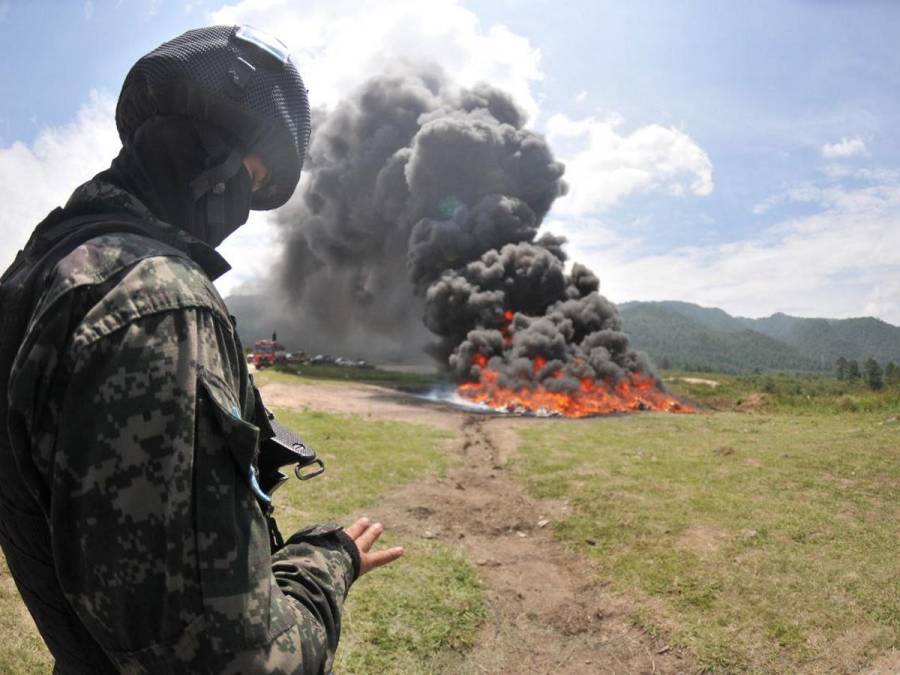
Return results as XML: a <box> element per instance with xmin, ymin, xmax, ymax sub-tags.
<box><xmin>259</xmin><ymin>380</ymin><xmax>461</xmax><ymax>431</ymax></box>
<box><xmin>863</xmin><ymin>649</ymin><xmax>900</xmax><ymax>675</ymax></box>
<box><xmin>677</xmin><ymin>525</ymin><xmax>729</xmax><ymax>556</ymax></box>
<box><xmin>261</xmin><ymin>379</ymin><xmax>694</xmax><ymax>673</ymax></box>
<box><xmin>736</xmin><ymin>393</ymin><xmax>768</xmax><ymax>412</ymax></box>
<box><xmin>668</xmin><ymin>377</ymin><xmax>720</xmax><ymax>388</ymax></box>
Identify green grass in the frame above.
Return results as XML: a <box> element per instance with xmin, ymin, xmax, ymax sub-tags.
<box><xmin>0</xmin><ymin>409</ymin><xmax>483</xmax><ymax>674</ymax></box>
<box><xmin>268</xmin><ymin>408</ymin><xmax>451</xmax><ymax>532</ymax></box>
<box><xmin>515</xmin><ymin>410</ymin><xmax>900</xmax><ymax>672</ymax></box>
<box><xmin>335</xmin><ymin>537</ymin><xmax>486</xmax><ymax>674</ymax></box>
<box><xmin>253</xmin><ymin>363</ymin><xmax>441</xmax><ymax>389</ymax></box>
<box><xmin>665</xmin><ymin>370</ymin><xmax>900</xmax><ymax>414</ymax></box>
<box><xmin>271</xmin><ymin>409</ymin><xmax>485</xmax><ymax>673</ymax></box>
<box><xmin>0</xmin><ymin>558</ymin><xmax>53</xmax><ymax>674</ymax></box>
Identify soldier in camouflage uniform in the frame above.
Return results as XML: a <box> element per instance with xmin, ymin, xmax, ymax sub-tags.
<box><xmin>0</xmin><ymin>26</ymin><xmax>402</xmax><ymax>674</ymax></box>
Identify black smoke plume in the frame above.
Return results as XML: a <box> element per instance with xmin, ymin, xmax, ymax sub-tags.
<box><xmin>272</xmin><ymin>66</ymin><xmax>658</xmax><ymax>389</ymax></box>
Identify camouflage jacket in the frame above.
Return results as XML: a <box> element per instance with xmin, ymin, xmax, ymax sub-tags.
<box><xmin>4</xmin><ymin>179</ymin><xmax>358</xmax><ymax>674</ymax></box>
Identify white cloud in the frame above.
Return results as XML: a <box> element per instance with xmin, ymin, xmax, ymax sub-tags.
<box><xmin>751</xmin><ymin>184</ymin><xmax>822</xmax><ymax>215</ymax></box>
<box><xmin>553</xmin><ymin>179</ymin><xmax>900</xmax><ymax>324</ymax></box>
<box><xmin>215</xmin><ymin>212</ymin><xmax>281</xmax><ymax>297</ymax></box>
<box><xmin>574</xmin><ymin>90</ymin><xmax>587</xmax><ymax>103</ymax></box>
<box><xmin>545</xmin><ymin>113</ymin><xmax>713</xmax><ymax>216</ymax></box>
<box><xmin>863</xmin><ymin>280</ymin><xmax>900</xmax><ymax>323</ymax></box>
<box><xmin>0</xmin><ymin>92</ymin><xmax>120</xmax><ymax>272</ymax></box>
<box><xmin>822</xmin><ymin>164</ymin><xmax>897</xmax><ymax>182</ymax></box>
<box><xmin>821</xmin><ymin>136</ymin><xmax>866</xmax><ymax>159</ymax></box>
<box><xmin>211</xmin><ymin>0</ymin><xmax>543</xmax><ymax>120</ymax></box>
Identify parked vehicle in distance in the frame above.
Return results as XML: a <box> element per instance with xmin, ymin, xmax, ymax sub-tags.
<box><xmin>249</xmin><ymin>339</ymin><xmax>287</xmax><ymax>369</ymax></box>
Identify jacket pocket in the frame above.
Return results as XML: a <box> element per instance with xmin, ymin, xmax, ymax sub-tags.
<box><xmin>194</xmin><ymin>368</ymin><xmax>296</xmax><ymax>650</ymax></box>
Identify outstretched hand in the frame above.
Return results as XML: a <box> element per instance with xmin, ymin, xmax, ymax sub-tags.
<box><xmin>344</xmin><ymin>517</ymin><xmax>404</xmax><ymax>576</ymax></box>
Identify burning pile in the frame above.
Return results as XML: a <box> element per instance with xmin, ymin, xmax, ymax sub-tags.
<box><xmin>425</xmin><ymin>240</ymin><xmax>689</xmax><ymax>417</ymax></box>
<box><xmin>458</xmin><ymin>366</ymin><xmax>686</xmax><ymax>417</ymax></box>
<box><xmin>275</xmin><ymin>67</ymin><xmax>689</xmax><ymax>417</ymax></box>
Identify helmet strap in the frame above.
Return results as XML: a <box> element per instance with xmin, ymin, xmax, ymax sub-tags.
<box><xmin>189</xmin><ymin>123</ymin><xmax>246</xmax><ymax>227</ymax></box>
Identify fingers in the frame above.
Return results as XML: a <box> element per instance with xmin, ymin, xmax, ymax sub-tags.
<box><xmin>356</xmin><ymin>521</ymin><xmax>384</xmax><ymax>552</ymax></box>
<box><xmin>344</xmin><ymin>516</ymin><xmax>370</xmax><ymax>540</ymax></box>
<box><xmin>362</xmin><ymin>546</ymin><xmax>405</xmax><ymax>574</ymax></box>
<box><xmin>343</xmin><ymin>519</ymin><xmax>406</xmax><ymax>577</ymax></box>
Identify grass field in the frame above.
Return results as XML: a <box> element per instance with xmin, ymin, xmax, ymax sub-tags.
<box><xmin>270</xmin><ymin>409</ymin><xmax>484</xmax><ymax>673</ymax></box>
<box><xmin>667</xmin><ymin>369</ymin><xmax>900</xmax><ymax>414</ymax></box>
<box><xmin>337</xmin><ymin>539</ymin><xmax>486</xmax><ymax>673</ymax></box>
<box><xmin>0</xmin><ymin>557</ymin><xmax>54</xmax><ymax>673</ymax></box>
<box><xmin>0</xmin><ymin>409</ymin><xmax>483</xmax><ymax>674</ymax></box>
<box><xmin>2</xmin><ymin>368</ymin><xmax>897</xmax><ymax>672</ymax></box>
<box><xmin>268</xmin><ymin>407</ymin><xmax>451</xmax><ymax>532</ymax></box>
<box><xmin>515</xmin><ymin>383</ymin><xmax>900</xmax><ymax>672</ymax></box>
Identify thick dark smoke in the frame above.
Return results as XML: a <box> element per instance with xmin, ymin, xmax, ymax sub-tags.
<box><xmin>273</xmin><ymin>66</ymin><xmax>658</xmax><ymax>388</ymax></box>
<box><xmin>425</xmin><ymin>240</ymin><xmax>658</xmax><ymax>391</ymax></box>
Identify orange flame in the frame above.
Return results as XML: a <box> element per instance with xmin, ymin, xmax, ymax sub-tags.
<box><xmin>500</xmin><ymin>309</ymin><xmax>515</xmax><ymax>346</ymax></box>
<box><xmin>459</xmin><ymin>359</ymin><xmax>692</xmax><ymax>417</ymax></box>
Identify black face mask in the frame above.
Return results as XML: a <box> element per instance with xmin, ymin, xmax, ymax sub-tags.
<box><xmin>100</xmin><ymin>115</ymin><xmax>252</xmax><ymax>248</ymax></box>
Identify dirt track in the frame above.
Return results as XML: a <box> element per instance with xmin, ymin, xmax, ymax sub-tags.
<box><xmin>260</xmin><ymin>379</ymin><xmax>694</xmax><ymax>674</ymax></box>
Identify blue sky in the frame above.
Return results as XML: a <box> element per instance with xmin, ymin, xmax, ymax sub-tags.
<box><xmin>1</xmin><ymin>0</ymin><xmax>898</xmax><ymax>323</ymax></box>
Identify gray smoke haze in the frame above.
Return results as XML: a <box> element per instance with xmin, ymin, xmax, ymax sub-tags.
<box><xmin>271</xmin><ymin>65</ymin><xmax>658</xmax><ymax>388</ymax></box>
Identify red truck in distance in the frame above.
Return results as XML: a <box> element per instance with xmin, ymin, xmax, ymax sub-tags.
<box><xmin>249</xmin><ymin>339</ymin><xmax>287</xmax><ymax>369</ymax></box>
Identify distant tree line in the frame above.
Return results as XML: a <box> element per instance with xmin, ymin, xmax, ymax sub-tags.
<box><xmin>835</xmin><ymin>356</ymin><xmax>900</xmax><ymax>390</ymax></box>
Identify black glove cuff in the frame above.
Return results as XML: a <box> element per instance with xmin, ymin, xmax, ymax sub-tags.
<box><xmin>284</xmin><ymin>523</ymin><xmax>361</xmax><ymax>582</ymax></box>
<box><xmin>334</xmin><ymin>529</ymin><xmax>362</xmax><ymax>582</ymax></box>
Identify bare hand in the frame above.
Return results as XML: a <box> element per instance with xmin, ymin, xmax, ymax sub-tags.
<box><xmin>344</xmin><ymin>517</ymin><xmax>404</xmax><ymax>576</ymax></box>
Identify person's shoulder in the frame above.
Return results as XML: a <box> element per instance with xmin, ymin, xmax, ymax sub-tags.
<box><xmin>48</xmin><ymin>230</ymin><xmax>195</xmax><ymax>295</ymax></box>
<box><xmin>41</xmin><ymin>232</ymin><xmax>231</xmax><ymax>351</ymax></box>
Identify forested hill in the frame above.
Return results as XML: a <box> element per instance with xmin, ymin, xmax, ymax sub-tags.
<box><xmin>619</xmin><ymin>301</ymin><xmax>900</xmax><ymax>373</ymax></box>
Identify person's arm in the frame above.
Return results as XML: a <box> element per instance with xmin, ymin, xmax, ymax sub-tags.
<box><xmin>45</xmin><ymin>306</ymin><xmax>369</xmax><ymax>673</ymax></box>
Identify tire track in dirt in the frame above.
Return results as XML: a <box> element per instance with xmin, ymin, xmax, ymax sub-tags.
<box><xmin>259</xmin><ymin>380</ymin><xmax>693</xmax><ymax>673</ymax></box>
<box><xmin>377</xmin><ymin>414</ymin><xmax>693</xmax><ymax>674</ymax></box>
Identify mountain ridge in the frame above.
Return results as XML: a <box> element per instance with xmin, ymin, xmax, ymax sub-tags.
<box><xmin>618</xmin><ymin>301</ymin><xmax>900</xmax><ymax>373</ymax></box>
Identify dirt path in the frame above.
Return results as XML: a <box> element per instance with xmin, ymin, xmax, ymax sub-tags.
<box><xmin>261</xmin><ymin>380</ymin><xmax>694</xmax><ymax>674</ymax></box>
<box><xmin>258</xmin><ymin>380</ymin><xmax>462</xmax><ymax>431</ymax></box>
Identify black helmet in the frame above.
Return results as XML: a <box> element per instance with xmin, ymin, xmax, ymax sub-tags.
<box><xmin>116</xmin><ymin>25</ymin><xmax>310</xmax><ymax>210</ymax></box>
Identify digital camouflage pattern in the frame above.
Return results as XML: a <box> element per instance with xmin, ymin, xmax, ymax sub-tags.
<box><xmin>4</xmin><ymin>178</ymin><xmax>357</xmax><ymax>674</ymax></box>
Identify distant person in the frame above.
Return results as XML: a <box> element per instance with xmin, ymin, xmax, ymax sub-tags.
<box><xmin>0</xmin><ymin>26</ymin><xmax>401</xmax><ymax>673</ymax></box>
